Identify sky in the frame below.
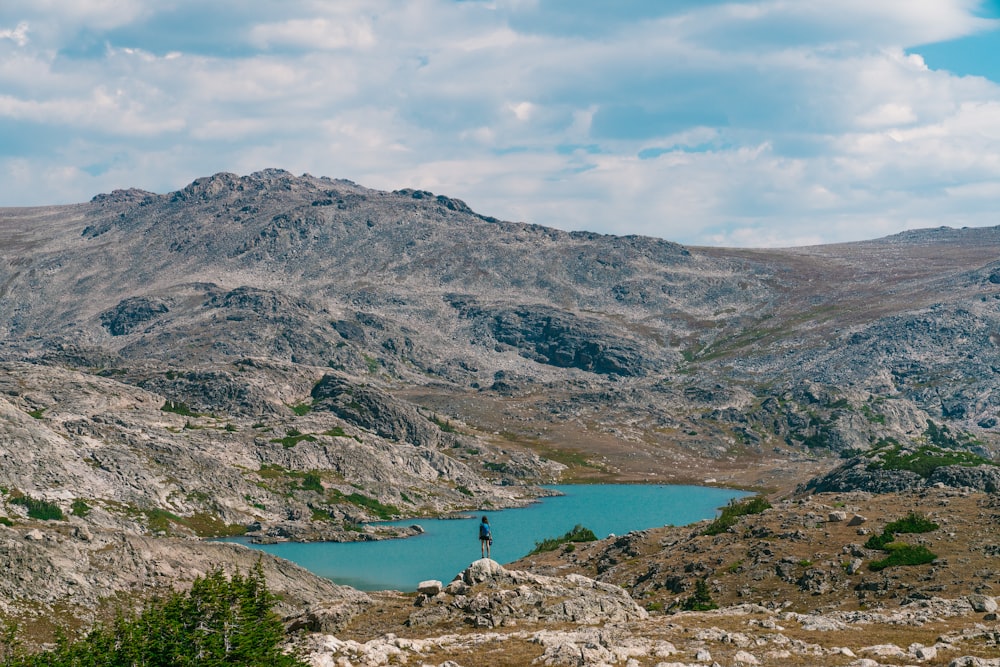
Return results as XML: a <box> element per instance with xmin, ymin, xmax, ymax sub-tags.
<box><xmin>0</xmin><ymin>1</ymin><xmax>998</xmax><ymax>247</ymax></box>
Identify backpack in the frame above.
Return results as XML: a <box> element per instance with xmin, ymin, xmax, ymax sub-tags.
<box><xmin>479</xmin><ymin>522</ymin><xmax>491</xmax><ymax>539</ymax></box>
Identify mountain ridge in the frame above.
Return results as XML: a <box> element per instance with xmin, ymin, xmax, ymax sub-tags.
<box><xmin>4</xmin><ymin>169</ymin><xmax>1000</xmax><ymax>657</ymax></box>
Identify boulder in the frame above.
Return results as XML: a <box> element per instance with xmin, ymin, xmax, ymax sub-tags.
<box><xmin>967</xmin><ymin>594</ymin><xmax>998</xmax><ymax>613</ymax></box>
<box><xmin>417</xmin><ymin>579</ymin><xmax>443</xmax><ymax>596</ymax></box>
<box><xmin>409</xmin><ymin>559</ymin><xmax>648</xmax><ymax>629</ymax></box>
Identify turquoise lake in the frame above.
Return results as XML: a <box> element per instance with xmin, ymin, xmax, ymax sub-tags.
<box><xmin>227</xmin><ymin>484</ymin><xmax>748</xmax><ymax>591</ymax></box>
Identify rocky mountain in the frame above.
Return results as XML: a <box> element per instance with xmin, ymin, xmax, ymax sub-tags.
<box><xmin>3</xmin><ymin>169</ymin><xmax>1000</xmax><ymax>649</ymax></box>
<box><xmin>4</xmin><ymin>171</ymin><xmax>999</xmax><ymax>482</ymax></box>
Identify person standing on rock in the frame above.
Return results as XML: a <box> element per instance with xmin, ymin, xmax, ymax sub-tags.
<box><xmin>479</xmin><ymin>516</ymin><xmax>492</xmax><ymax>559</ymax></box>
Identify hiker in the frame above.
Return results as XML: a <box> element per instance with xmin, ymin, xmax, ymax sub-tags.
<box><xmin>479</xmin><ymin>516</ymin><xmax>492</xmax><ymax>558</ymax></box>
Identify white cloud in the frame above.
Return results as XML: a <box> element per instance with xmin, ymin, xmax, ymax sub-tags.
<box><xmin>0</xmin><ymin>0</ymin><xmax>998</xmax><ymax>248</ymax></box>
<box><xmin>249</xmin><ymin>18</ymin><xmax>375</xmax><ymax>51</ymax></box>
<box><xmin>507</xmin><ymin>101</ymin><xmax>535</xmax><ymax>121</ymax></box>
<box><xmin>0</xmin><ymin>21</ymin><xmax>29</xmax><ymax>46</ymax></box>
<box><xmin>856</xmin><ymin>103</ymin><xmax>918</xmax><ymax>128</ymax></box>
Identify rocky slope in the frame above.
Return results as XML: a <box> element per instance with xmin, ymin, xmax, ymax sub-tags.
<box><xmin>3</xmin><ymin>169</ymin><xmax>1000</xmax><ymax>654</ymax></box>
<box><xmin>4</xmin><ymin>170</ymin><xmax>1000</xmax><ymax>492</ymax></box>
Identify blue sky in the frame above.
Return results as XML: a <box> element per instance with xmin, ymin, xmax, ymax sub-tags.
<box><xmin>0</xmin><ymin>1</ymin><xmax>998</xmax><ymax>247</ymax></box>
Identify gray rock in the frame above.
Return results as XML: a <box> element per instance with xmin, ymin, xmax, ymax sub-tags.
<box><xmin>417</xmin><ymin>579</ymin><xmax>443</xmax><ymax>595</ymax></box>
<box><xmin>967</xmin><ymin>594</ymin><xmax>998</xmax><ymax>613</ymax></box>
<box><xmin>409</xmin><ymin>559</ymin><xmax>647</xmax><ymax>629</ymax></box>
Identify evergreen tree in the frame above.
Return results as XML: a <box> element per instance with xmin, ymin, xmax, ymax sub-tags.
<box><xmin>2</xmin><ymin>563</ymin><xmax>305</xmax><ymax>667</ymax></box>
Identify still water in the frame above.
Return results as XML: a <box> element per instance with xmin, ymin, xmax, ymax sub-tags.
<box><xmin>228</xmin><ymin>484</ymin><xmax>748</xmax><ymax>591</ymax></box>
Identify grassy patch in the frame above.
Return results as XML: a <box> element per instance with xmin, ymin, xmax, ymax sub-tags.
<box><xmin>70</xmin><ymin>499</ymin><xmax>90</xmax><ymax>517</ymax></box>
<box><xmin>429</xmin><ymin>415</ymin><xmax>457</xmax><ymax>432</ymax></box>
<box><xmin>869</xmin><ymin>544</ymin><xmax>937</xmax><ymax>571</ymax></box>
<box><xmin>10</xmin><ymin>495</ymin><xmax>64</xmax><ymax>521</ymax></box>
<box><xmin>703</xmin><ymin>495</ymin><xmax>771</xmax><ymax>536</ymax></box>
<box><xmin>330</xmin><ymin>490</ymin><xmax>399</xmax><ymax>520</ymax></box>
<box><xmin>529</xmin><ymin>524</ymin><xmax>597</xmax><ymax>555</ymax></box>
<box><xmin>142</xmin><ymin>507</ymin><xmax>246</xmax><ymax>537</ymax></box>
<box><xmin>270</xmin><ymin>429</ymin><xmax>318</xmax><ymax>448</ymax></box>
<box><xmin>300</xmin><ymin>473</ymin><xmax>323</xmax><ymax>492</ymax></box>
<box><xmin>861</xmin><ymin>404</ymin><xmax>886</xmax><ymax>424</ymax></box>
<box><xmin>865</xmin><ymin>440</ymin><xmax>993</xmax><ymax>478</ymax></box>
<box><xmin>26</xmin><ymin>408</ymin><xmax>45</xmax><ymax>419</ymax></box>
<box><xmin>160</xmin><ymin>400</ymin><xmax>201</xmax><ymax>417</ymax></box>
<box><xmin>865</xmin><ymin>512</ymin><xmax>939</xmax><ymax>570</ymax></box>
<box><xmin>290</xmin><ymin>402</ymin><xmax>313</xmax><ymax>416</ymax></box>
<box><xmin>322</xmin><ymin>427</ymin><xmax>361</xmax><ymax>442</ymax></box>
<box><xmin>885</xmin><ymin>512</ymin><xmax>939</xmax><ymax>534</ymax></box>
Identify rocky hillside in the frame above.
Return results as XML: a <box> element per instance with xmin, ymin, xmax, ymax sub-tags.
<box><xmin>3</xmin><ymin>169</ymin><xmax>1000</xmax><ymax>650</ymax></box>
<box><xmin>3</xmin><ymin>170</ymin><xmax>999</xmax><ymax>493</ymax></box>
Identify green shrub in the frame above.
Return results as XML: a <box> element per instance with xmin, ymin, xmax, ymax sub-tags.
<box><xmin>27</xmin><ymin>408</ymin><xmax>45</xmax><ymax>420</ymax></box>
<box><xmin>864</xmin><ymin>530</ymin><xmax>896</xmax><ymax>551</ymax></box>
<box><xmin>300</xmin><ymin>473</ymin><xmax>323</xmax><ymax>492</ymax></box>
<box><xmin>866</xmin><ymin>438</ymin><xmax>994</xmax><ymax>478</ymax></box>
<box><xmin>160</xmin><ymin>400</ymin><xmax>199</xmax><ymax>417</ymax></box>
<box><xmin>70</xmin><ymin>500</ymin><xmax>90</xmax><ymax>518</ymax></box>
<box><xmin>866</xmin><ymin>512</ymin><xmax>938</xmax><ymax>550</ymax></box>
<box><xmin>144</xmin><ymin>508</ymin><xmax>181</xmax><ymax>533</ymax></box>
<box><xmin>330</xmin><ymin>491</ymin><xmax>399</xmax><ymax>520</ymax></box>
<box><xmin>869</xmin><ymin>544</ymin><xmax>937</xmax><ymax>571</ymax></box>
<box><xmin>703</xmin><ymin>496</ymin><xmax>771</xmax><ymax>536</ymax></box>
<box><xmin>864</xmin><ymin>512</ymin><xmax>939</xmax><ymax>571</ymax></box>
<box><xmin>270</xmin><ymin>431</ymin><xmax>317</xmax><ymax>448</ymax></box>
<box><xmin>529</xmin><ymin>524</ymin><xmax>598</xmax><ymax>554</ymax></box>
<box><xmin>681</xmin><ymin>578</ymin><xmax>718</xmax><ymax>611</ymax></box>
<box><xmin>429</xmin><ymin>415</ymin><xmax>456</xmax><ymax>432</ymax></box>
<box><xmin>0</xmin><ymin>516</ymin><xmax>12</xmax><ymax>527</ymax></box>
<box><xmin>10</xmin><ymin>496</ymin><xmax>64</xmax><ymax>521</ymax></box>
<box><xmin>290</xmin><ymin>403</ymin><xmax>312</xmax><ymax>416</ymax></box>
<box><xmin>1</xmin><ymin>565</ymin><xmax>305</xmax><ymax>666</ymax></box>
<box><xmin>885</xmin><ymin>512</ymin><xmax>939</xmax><ymax>534</ymax></box>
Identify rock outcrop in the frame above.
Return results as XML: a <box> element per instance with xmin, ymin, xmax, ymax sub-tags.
<box><xmin>407</xmin><ymin>558</ymin><xmax>648</xmax><ymax>629</ymax></box>
<box><xmin>0</xmin><ymin>523</ymin><xmax>370</xmax><ymax>630</ymax></box>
